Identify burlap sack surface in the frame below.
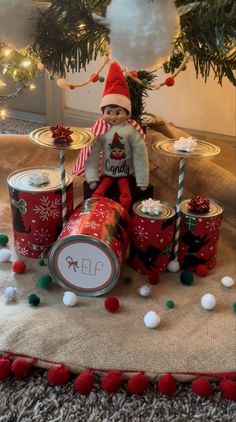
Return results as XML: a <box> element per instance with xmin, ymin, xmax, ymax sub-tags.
<box><xmin>0</xmin><ymin>133</ymin><xmax>235</xmax><ymax>377</ymax></box>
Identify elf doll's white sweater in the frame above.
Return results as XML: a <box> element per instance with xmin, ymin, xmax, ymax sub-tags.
<box><xmin>85</xmin><ymin>122</ymin><xmax>149</xmax><ymax>187</ymax></box>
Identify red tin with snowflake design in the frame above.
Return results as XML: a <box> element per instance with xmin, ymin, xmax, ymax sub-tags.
<box><xmin>129</xmin><ymin>200</ymin><xmax>176</xmax><ymax>282</ymax></box>
<box><xmin>48</xmin><ymin>197</ymin><xmax>131</xmax><ymax>296</ymax></box>
<box><xmin>7</xmin><ymin>167</ymin><xmax>73</xmax><ymax>259</ymax></box>
<box><xmin>178</xmin><ymin>199</ymin><xmax>223</xmax><ymax>270</ymax></box>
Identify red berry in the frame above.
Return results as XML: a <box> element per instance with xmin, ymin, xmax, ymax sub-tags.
<box><xmin>165</xmin><ymin>77</ymin><xmax>175</xmax><ymax>87</ymax></box>
<box><xmin>90</xmin><ymin>73</ymin><xmax>99</xmax><ymax>83</ymax></box>
<box><xmin>102</xmin><ymin>371</ymin><xmax>122</xmax><ymax>393</ymax></box>
<box><xmin>104</xmin><ymin>297</ymin><xmax>120</xmax><ymax>313</ymax></box>
<box><xmin>12</xmin><ymin>260</ymin><xmax>26</xmax><ymax>274</ymax></box>
<box><xmin>157</xmin><ymin>374</ymin><xmax>177</xmax><ymax>396</ymax></box>
<box><xmin>11</xmin><ymin>359</ymin><xmax>30</xmax><ymax>377</ymax></box>
<box><xmin>192</xmin><ymin>377</ymin><xmax>212</xmax><ymax>397</ymax></box>
<box><xmin>74</xmin><ymin>370</ymin><xmax>94</xmax><ymax>395</ymax></box>
<box><xmin>48</xmin><ymin>365</ymin><xmax>70</xmax><ymax>385</ymax></box>
<box><xmin>0</xmin><ymin>358</ymin><xmax>11</xmax><ymax>380</ymax></box>
<box><xmin>127</xmin><ymin>373</ymin><xmax>149</xmax><ymax>395</ymax></box>
<box><xmin>196</xmin><ymin>264</ymin><xmax>209</xmax><ymax>277</ymax></box>
<box><xmin>69</xmin><ymin>84</ymin><xmax>75</xmax><ymax>90</ymax></box>
<box><xmin>220</xmin><ymin>379</ymin><xmax>236</xmax><ymax>401</ymax></box>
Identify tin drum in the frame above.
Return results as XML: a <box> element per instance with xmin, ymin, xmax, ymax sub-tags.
<box><xmin>8</xmin><ymin>167</ymin><xmax>73</xmax><ymax>258</ymax></box>
<box><xmin>178</xmin><ymin>199</ymin><xmax>224</xmax><ymax>270</ymax></box>
<box><xmin>48</xmin><ymin>197</ymin><xmax>131</xmax><ymax>296</ymax></box>
<box><xmin>129</xmin><ymin>201</ymin><xmax>176</xmax><ymax>282</ymax></box>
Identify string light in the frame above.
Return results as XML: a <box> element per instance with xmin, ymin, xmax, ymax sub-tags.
<box><xmin>0</xmin><ymin>108</ymin><xmax>6</xmax><ymax>120</ymax></box>
<box><xmin>21</xmin><ymin>60</ymin><xmax>32</xmax><ymax>68</ymax></box>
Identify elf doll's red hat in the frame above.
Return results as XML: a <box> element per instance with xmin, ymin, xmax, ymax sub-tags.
<box><xmin>100</xmin><ymin>62</ymin><xmax>131</xmax><ymax>115</ymax></box>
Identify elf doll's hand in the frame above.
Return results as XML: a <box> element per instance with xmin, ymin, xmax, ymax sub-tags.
<box><xmin>89</xmin><ymin>181</ymin><xmax>98</xmax><ymax>190</ymax></box>
<box><xmin>140</xmin><ymin>186</ymin><xmax>147</xmax><ymax>191</ymax></box>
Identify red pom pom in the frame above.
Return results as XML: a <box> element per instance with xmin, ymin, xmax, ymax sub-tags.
<box><xmin>48</xmin><ymin>365</ymin><xmax>70</xmax><ymax>385</ymax></box>
<box><xmin>12</xmin><ymin>260</ymin><xmax>26</xmax><ymax>274</ymax></box>
<box><xmin>165</xmin><ymin>77</ymin><xmax>175</xmax><ymax>87</ymax></box>
<box><xmin>157</xmin><ymin>374</ymin><xmax>177</xmax><ymax>396</ymax></box>
<box><xmin>102</xmin><ymin>371</ymin><xmax>122</xmax><ymax>393</ymax></box>
<box><xmin>74</xmin><ymin>370</ymin><xmax>94</xmax><ymax>395</ymax></box>
<box><xmin>196</xmin><ymin>264</ymin><xmax>209</xmax><ymax>277</ymax></box>
<box><xmin>127</xmin><ymin>373</ymin><xmax>149</xmax><ymax>395</ymax></box>
<box><xmin>90</xmin><ymin>73</ymin><xmax>99</xmax><ymax>83</ymax></box>
<box><xmin>11</xmin><ymin>359</ymin><xmax>31</xmax><ymax>378</ymax></box>
<box><xmin>0</xmin><ymin>358</ymin><xmax>11</xmax><ymax>380</ymax></box>
<box><xmin>104</xmin><ymin>297</ymin><xmax>120</xmax><ymax>313</ymax></box>
<box><xmin>130</xmin><ymin>71</ymin><xmax>138</xmax><ymax>79</ymax></box>
<box><xmin>192</xmin><ymin>377</ymin><xmax>212</xmax><ymax>397</ymax></box>
<box><xmin>220</xmin><ymin>379</ymin><xmax>236</xmax><ymax>401</ymax></box>
<box><xmin>69</xmin><ymin>84</ymin><xmax>75</xmax><ymax>90</ymax></box>
<box><xmin>149</xmin><ymin>273</ymin><xmax>160</xmax><ymax>285</ymax></box>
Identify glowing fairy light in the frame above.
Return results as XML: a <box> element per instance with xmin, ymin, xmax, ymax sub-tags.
<box><xmin>0</xmin><ymin>109</ymin><xmax>6</xmax><ymax>120</ymax></box>
<box><xmin>0</xmin><ymin>80</ymin><xmax>7</xmax><ymax>87</ymax></box>
<box><xmin>21</xmin><ymin>60</ymin><xmax>32</xmax><ymax>68</ymax></box>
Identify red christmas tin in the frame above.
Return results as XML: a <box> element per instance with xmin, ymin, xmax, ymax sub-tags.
<box><xmin>129</xmin><ymin>200</ymin><xmax>176</xmax><ymax>282</ymax></box>
<box><xmin>8</xmin><ymin>167</ymin><xmax>73</xmax><ymax>259</ymax></box>
<box><xmin>178</xmin><ymin>198</ymin><xmax>224</xmax><ymax>270</ymax></box>
<box><xmin>48</xmin><ymin>197</ymin><xmax>131</xmax><ymax>296</ymax></box>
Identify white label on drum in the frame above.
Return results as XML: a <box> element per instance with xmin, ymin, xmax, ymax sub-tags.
<box><xmin>55</xmin><ymin>241</ymin><xmax>114</xmax><ymax>290</ymax></box>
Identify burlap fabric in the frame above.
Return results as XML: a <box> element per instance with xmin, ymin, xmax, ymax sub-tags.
<box><xmin>0</xmin><ymin>130</ymin><xmax>235</xmax><ymax>378</ymax></box>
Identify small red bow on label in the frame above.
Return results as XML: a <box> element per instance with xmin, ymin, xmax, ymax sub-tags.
<box><xmin>50</xmin><ymin>124</ymin><xmax>73</xmax><ymax>143</ymax></box>
<box><xmin>188</xmin><ymin>196</ymin><xmax>210</xmax><ymax>213</ymax></box>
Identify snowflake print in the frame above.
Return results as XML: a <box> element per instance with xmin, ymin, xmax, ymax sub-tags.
<box><xmin>93</xmin><ymin>208</ymin><xmax>108</xmax><ymax>219</ymax></box>
<box><xmin>134</xmin><ymin>225</ymin><xmax>148</xmax><ymax>241</ymax></box>
<box><xmin>33</xmin><ymin>196</ymin><xmax>60</xmax><ymax>221</ymax></box>
<box><xmin>84</xmin><ymin>220</ymin><xmax>99</xmax><ymax>230</ymax></box>
<box><xmin>15</xmin><ymin>241</ymin><xmax>29</xmax><ymax>256</ymax></box>
<box><xmin>205</xmin><ymin>217</ymin><xmax>222</xmax><ymax>232</ymax></box>
<box><xmin>33</xmin><ymin>228</ymin><xmax>50</xmax><ymax>243</ymax></box>
<box><xmin>63</xmin><ymin>219</ymin><xmax>77</xmax><ymax>233</ymax></box>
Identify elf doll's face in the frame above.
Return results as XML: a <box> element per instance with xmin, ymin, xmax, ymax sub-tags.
<box><xmin>103</xmin><ymin>106</ymin><xmax>127</xmax><ymax>125</ymax></box>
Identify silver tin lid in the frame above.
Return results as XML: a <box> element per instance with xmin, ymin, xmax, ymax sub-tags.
<box><xmin>48</xmin><ymin>234</ymin><xmax>120</xmax><ymax>297</ymax></box>
<box><xmin>133</xmin><ymin>200</ymin><xmax>176</xmax><ymax>220</ymax></box>
<box><xmin>181</xmin><ymin>198</ymin><xmax>224</xmax><ymax>218</ymax></box>
<box><xmin>7</xmin><ymin>167</ymin><xmax>73</xmax><ymax>192</ymax></box>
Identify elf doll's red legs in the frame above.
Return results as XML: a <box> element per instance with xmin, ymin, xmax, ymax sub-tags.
<box><xmin>91</xmin><ymin>176</ymin><xmax>114</xmax><ymax>199</ymax></box>
<box><xmin>117</xmin><ymin>177</ymin><xmax>132</xmax><ymax>211</ymax></box>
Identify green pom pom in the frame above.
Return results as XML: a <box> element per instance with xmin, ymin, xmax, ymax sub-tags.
<box><xmin>180</xmin><ymin>271</ymin><xmax>194</xmax><ymax>286</ymax></box>
<box><xmin>166</xmin><ymin>299</ymin><xmax>175</xmax><ymax>309</ymax></box>
<box><xmin>37</xmin><ymin>274</ymin><xmax>53</xmax><ymax>289</ymax></box>
<box><xmin>232</xmin><ymin>302</ymin><xmax>236</xmax><ymax>313</ymax></box>
<box><xmin>99</xmin><ymin>76</ymin><xmax>105</xmax><ymax>82</ymax></box>
<box><xmin>28</xmin><ymin>293</ymin><xmax>40</xmax><ymax>306</ymax></box>
<box><xmin>124</xmin><ymin>276</ymin><xmax>133</xmax><ymax>285</ymax></box>
<box><xmin>38</xmin><ymin>258</ymin><xmax>45</xmax><ymax>266</ymax></box>
<box><xmin>0</xmin><ymin>233</ymin><xmax>9</xmax><ymax>246</ymax></box>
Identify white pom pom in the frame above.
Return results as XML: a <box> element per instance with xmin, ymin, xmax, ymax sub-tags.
<box><xmin>201</xmin><ymin>293</ymin><xmax>216</xmax><ymax>310</ymax></box>
<box><xmin>167</xmin><ymin>260</ymin><xmax>180</xmax><ymax>273</ymax></box>
<box><xmin>63</xmin><ymin>291</ymin><xmax>79</xmax><ymax>307</ymax></box>
<box><xmin>57</xmin><ymin>78</ymin><xmax>67</xmax><ymax>88</ymax></box>
<box><xmin>138</xmin><ymin>284</ymin><xmax>152</xmax><ymax>297</ymax></box>
<box><xmin>4</xmin><ymin>286</ymin><xmax>18</xmax><ymax>303</ymax></box>
<box><xmin>0</xmin><ymin>249</ymin><xmax>12</xmax><ymax>263</ymax></box>
<box><xmin>221</xmin><ymin>276</ymin><xmax>234</xmax><ymax>288</ymax></box>
<box><xmin>143</xmin><ymin>311</ymin><xmax>161</xmax><ymax>328</ymax></box>
<box><xmin>106</xmin><ymin>0</ymin><xmax>180</xmax><ymax>70</ymax></box>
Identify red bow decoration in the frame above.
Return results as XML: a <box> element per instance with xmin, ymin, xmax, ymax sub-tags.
<box><xmin>188</xmin><ymin>196</ymin><xmax>210</xmax><ymax>213</ymax></box>
<box><xmin>50</xmin><ymin>124</ymin><xmax>73</xmax><ymax>143</ymax></box>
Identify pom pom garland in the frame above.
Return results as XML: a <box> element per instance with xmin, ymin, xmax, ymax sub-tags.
<box><xmin>180</xmin><ymin>271</ymin><xmax>194</xmax><ymax>286</ymax></box>
<box><xmin>167</xmin><ymin>260</ymin><xmax>180</xmax><ymax>273</ymax></box>
<box><xmin>0</xmin><ymin>248</ymin><xmax>12</xmax><ymax>262</ymax></box>
<box><xmin>127</xmin><ymin>373</ymin><xmax>149</xmax><ymax>395</ymax></box>
<box><xmin>220</xmin><ymin>379</ymin><xmax>236</xmax><ymax>401</ymax></box>
<box><xmin>221</xmin><ymin>276</ymin><xmax>234</xmax><ymax>288</ymax></box>
<box><xmin>102</xmin><ymin>371</ymin><xmax>123</xmax><ymax>393</ymax></box>
<box><xmin>201</xmin><ymin>293</ymin><xmax>216</xmax><ymax>310</ymax></box>
<box><xmin>48</xmin><ymin>365</ymin><xmax>70</xmax><ymax>385</ymax></box>
<box><xmin>157</xmin><ymin>374</ymin><xmax>177</xmax><ymax>396</ymax></box>
<box><xmin>74</xmin><ymin>370</ymin><xmax>94</xmax><ymax>395</ymax></box>
<box><xmin>0</xmin><ymin>357</ymin><xmax>11</xmax><ymax>380</ymax></box>
<box><xmin>144</xmin><ymin>311</ymin><xmax>161</xmax><ymax>329</ymax></box>
<box><xmin>196</xmin><ymin>264</ymin><xmax>209</xmax><ymax>277</ymax></box>
<box><xmin>11</xmin><ymin>359</ymin><xmax>31</xmax><ymax>378</ymax></box>
<box><xmin>104</xmin><ymin>297</ymin><xmax>120</xmax><ymax>313</ymax></box>
<box><xmin>4</xmin><ymin>286</ymin><xmax>18</xmax><ymax>303</ymax></box>
<box><xmin>192</xmin><ymin>377</ymin><xmax>212</xmax><ymax>397</ymax></box>
<box><xmin>28</xmin><ymin>293</ymin><xmax>40</xmax><ymax>306</ymax></box>
<box><xmin>0</xmin><ymin>233</ymin><xmax>9</xmax><ymax>246</ymax></box>
<box><xmin>165</xmin><ymin>77</ymin><xmax>175</xmax><ymax>87</ymax></box>
<box><xmin>37</xmin><ymin>274</ymin><xmax>53</xmax><ymax>289</ymax></box>
<box><xmin>63</xmin><ymin>291</ymin><xmax>79</xmax><ymax>307</ymax></box>
<box><xmin>12</xmin><ymin>260</ymin><xmax>26</xmax><ymax>274</ymax></box>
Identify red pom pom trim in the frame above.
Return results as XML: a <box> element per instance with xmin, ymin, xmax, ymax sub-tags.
<box><xmin>196</xmin><ymin>264</ymin><xmax>209</xmax><ymax>277</ymax></box>
<box><xmin>74</xmin><ymin>370</ymin><xmax>94</xmax><ymax>395</ymax></box>
<box><xmin>157</xmin><ymin>374</ymin><xmax>177</xmax><ymax>396</ymax></box>
<box><xmin>165</xmin><ymin>77</ymin><xmax>175</xmax><ymax>87</ymax></box>
<box><xmin>12</xmin><ymin>260</ymin><xmax>26</xmax><ymax>274</ymax></box>
<box><xmin>90</xmin><ymin>73</ymin><xmax>99</xmax><ymax>83</ymax></box>
<box><xmin>104</xmin><ymin>297</ymin><xmax>120</xmax><ymax>313</ymax></box>
<box><xmin>0</xmin><ymin>358</ymin><xmax>11</xmax><ymax>380</ymax></box>
<box><xmin>220</xmin><ymin>379</ymin><xmax>236</xmax><ymax>401</ymax></box>
<box><xmin>127</xmin><ymin>373</ymin><xmax>149</xmax><ymax>395</ymax></box>
<box><xmin>102</xmin><ymin>371</ymin><xmax>123</xmax><ymax>393</ymax></box>
<box><xmin>11</xmin><ymin>359</ymin><xmax>31</xmax><ymax>378</ymax></box>
<box><xmin>192</xmin><ymin>377</ymin><xmax>212</xmax><ymax>397</ymax></box>
<box><xmin>48</xmin><ymin>365</ymin><xmax>70</xmax><ymax>385</ymax></box>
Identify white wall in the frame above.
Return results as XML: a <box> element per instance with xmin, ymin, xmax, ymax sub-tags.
<box><xmin>65</xmin><ymin>58</ymin><xmax>235</xmax><ymax>137</ymax></box>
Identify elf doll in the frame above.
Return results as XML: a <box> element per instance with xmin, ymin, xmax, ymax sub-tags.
<box><xmin>73</xmin><ymin>62</ymin><xmax>149</xmax><ymax>211</ymax></box>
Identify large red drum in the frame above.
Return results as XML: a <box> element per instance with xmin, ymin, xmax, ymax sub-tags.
<box><xmin>129</xmin><ymin>200</ymin><xmax>176</xmax><ymax>282</ymax></box>
<box><xmin>48</xmin><ymin>197</ymin><xmax>131</xmax><ymax>296</ymax></box>
<box><xmin>178</xmin><ymin>198</ymin><xmax>223</xmax><ymax>270</ymax></box>
<box><xmin>7</xmin><ymin>167</ymin><xmax>73</xmax><ymax>258</ymax></box>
